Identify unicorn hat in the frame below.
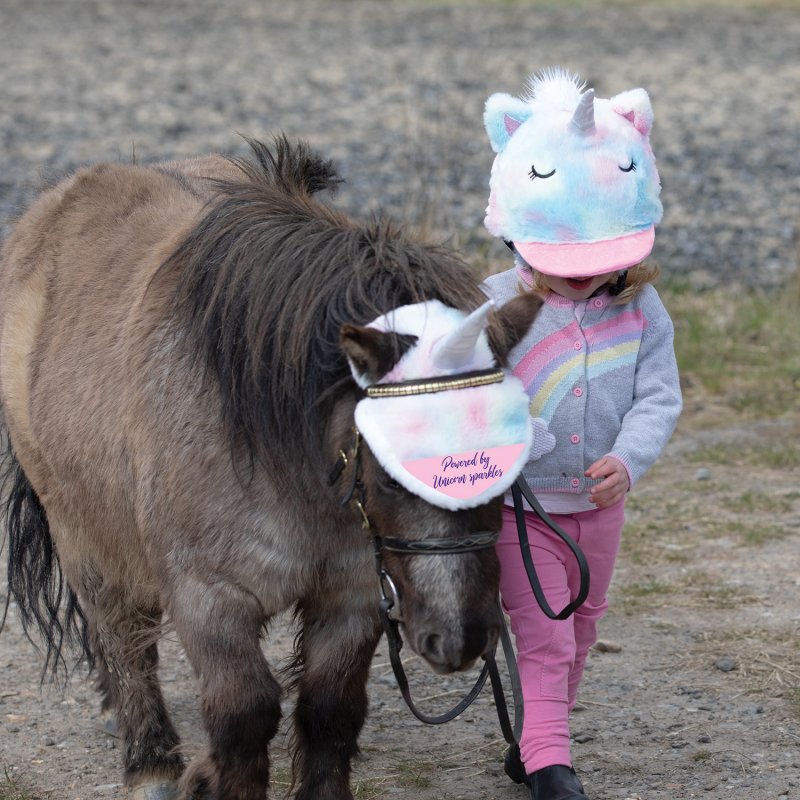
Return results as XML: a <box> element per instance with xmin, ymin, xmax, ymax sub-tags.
<box><xmin>346</xmin><ymin>299</ymin><xmax>533</xmax><ymax>511</ymax></box>
<box><xmin>484</xmin><ymin>68</ymin><xmax>663</xmax><ymax>278</ymax></box>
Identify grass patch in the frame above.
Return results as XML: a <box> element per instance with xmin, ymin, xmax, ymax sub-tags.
<box><xmin>664</xmin><ymin>271</ymin><xmax>800</xmax><ymax>424</ymax></box>
<box><xmin>730</xmin><ymin>520</ymin><xmax>794</xmax><ymax>547</ymax></box>
<box><xmin>617</xmin><ymin>567</ymin><xmax>758</xmax><ymax>611</ymax></box>
<box><xmin>394</xmin><ymin>760</ymin><xmax>434</xmax><ymax>789</ymax></box>
<box><xmin>728</xmin><ymin>488</ymin><xmax>795</xmax><ymax>515</ymax></box>
<box><xmin>685</xmin><ymin>627</ymin><xmax>800</xmax><ymax>717</ymax></box>
<box><xmin>619</xmin><ymin>521</ymin><xmax>694</xmax><ymax>565</ymax></box>
<box><xmin>680</xmin><ymin>571</ymin><xmax>755</xmax><ymax>607</ymax></box>
<box><xmin>352</xmin><ymin>778</ymin><xmax>388</xmax><ymax>800</ymax></box>
<box><xmin>618</xmin><ymin>578</ymin><xmax>674</xmax><ymax>609</ymax></box>
<box><xmin>0</xmin><ymin>770</ymin><xmax>41</xmax><ymax>800</ymax></box>
<box><xmin>684</xmin><ymin>437</ymin><xmax>800</xmax><ymax>470</ymax></box>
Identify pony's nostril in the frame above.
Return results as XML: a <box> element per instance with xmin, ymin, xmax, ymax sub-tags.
<box><xmin>422</xmin><ymin>632</ymin><xmax>445</xmax><ymax>662</ymax></box>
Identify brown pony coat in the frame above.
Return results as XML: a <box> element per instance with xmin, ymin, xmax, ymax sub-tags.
<box><xmin>0</xmin><ymin>138</ymin><xmax>541</xmax><ymax>800</ymax></box>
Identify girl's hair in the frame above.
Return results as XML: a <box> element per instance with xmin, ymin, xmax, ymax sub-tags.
<box><xmin>520</xmin><ymin>261</ymin><xmax>661</xmax><ymax>304</ymax></box>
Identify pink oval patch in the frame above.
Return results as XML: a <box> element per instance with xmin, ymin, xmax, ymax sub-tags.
<box><xmin>402</xmin><ymin>444</ymin><xmax>527</xmax><ymax>501</ymax></box>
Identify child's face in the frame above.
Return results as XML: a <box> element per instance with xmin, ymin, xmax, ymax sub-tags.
<box><xmin>542</xmin><ymin>273</ymin><xmax>611</xmax><ymax>301</ymax></box>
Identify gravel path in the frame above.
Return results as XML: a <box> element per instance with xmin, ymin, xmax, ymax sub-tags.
<box><xmin>1</xmin><ymin>1</ymin><xmax>799</xmax><ymax>286</ymax></box>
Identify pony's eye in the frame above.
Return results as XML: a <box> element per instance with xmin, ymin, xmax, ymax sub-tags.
<box><xmin>380</xmin><ymin>473</ymin><xmax>404</xmax><ymax>492</ymax></box>
<box><xmin>619</xmin><ymin>160</ymin><xmax>637</xmax><ymax>173</ymax></box>
<box><xmin>528</xmin><ymin>164</ymin><xmax>556</xmax><ymax>180</ymax></box>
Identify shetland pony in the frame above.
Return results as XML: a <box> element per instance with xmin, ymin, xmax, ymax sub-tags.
<box><xmin>0</xmin><ymin>137</ymin><xmax>540</xmax><ymax>799</ymax></box>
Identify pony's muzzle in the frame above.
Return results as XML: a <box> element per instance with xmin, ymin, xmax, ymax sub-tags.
<box><xmin>417</xmin><ymin>614</ymin><xmax>501</xmax><ymax>674</ymax></box>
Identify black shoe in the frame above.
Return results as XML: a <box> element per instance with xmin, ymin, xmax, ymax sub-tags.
<box><xmin>504</xmin><ymin>744</ymin><xmax>530</xmax><ymax>786</ymax></box>
<box><xmin>529</xmin><ymin>764</ymin><xmax>587</xmax><ymax>800</ymax></box>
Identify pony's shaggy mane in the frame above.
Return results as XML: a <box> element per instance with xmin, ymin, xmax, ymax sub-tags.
<box><xmin>164</xmin><ymin>136</ymin><xmax>485</xmax><ymax>482</ymax></box>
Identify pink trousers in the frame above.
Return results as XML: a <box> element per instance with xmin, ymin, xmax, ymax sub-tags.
<box><xmin>497</xmin><ymin>500</ymin><xmax>625</xmax><ymax>774</ymax></box>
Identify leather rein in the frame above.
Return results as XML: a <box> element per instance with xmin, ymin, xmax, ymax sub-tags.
<box><xmin>327</xmin><ymin>373</ymin><xmax>591</xmax><ymax>737</ymax></box>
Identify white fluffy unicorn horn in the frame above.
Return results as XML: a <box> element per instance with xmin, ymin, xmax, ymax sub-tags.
<box><xmin>432</xmin><ymin>300</ymin><xmax>495</xmax><ymax>371</ymax></box>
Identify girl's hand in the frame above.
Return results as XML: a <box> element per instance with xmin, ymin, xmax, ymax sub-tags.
<box><xmin>585</xmin><ymin>456</ymin><xmax>629</xmax><ymax>508</ymax></box>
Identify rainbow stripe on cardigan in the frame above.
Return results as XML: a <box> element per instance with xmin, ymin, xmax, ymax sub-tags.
<box><xmin>515</xmin><ymin>309</ymin><xmax>645</xmax><ymax>423</ymax></box>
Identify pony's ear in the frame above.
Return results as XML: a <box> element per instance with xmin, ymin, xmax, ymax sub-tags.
<box><xmin>610</xmin><ymin>88</ymin><xmax>654</xmax><ymax>136</ymax></box>
<box><xmin>486</xmin><ymin>292</ymin><xmax>544</xmax><ymax>364</ymax></box>
<box><xmin>484</xmin><ymin>93</ymin><xmax>533</xmax><ymax>153</ymax></box>
<box><xmin>341</xmin><ymin>324</ymin><xmax>417</xmax><ymax>386</ymax></box>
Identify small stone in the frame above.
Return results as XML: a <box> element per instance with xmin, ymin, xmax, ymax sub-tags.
<box><xmin>573</xmin><ymin>732</ymin><xmax>595</xmax><ymax>743</ymax></box>
<box><xmin>593</xmin><ymin>640</ymin><xmax>623</xmax><ymax>653</ymax></box>
<box><xmin>698</xmin><ymin>734</ymin><xmax>712</xmax><ymax>743</ymax></box>
<box><xmin>696</xmin><ymin>468</ymin><xmax>711</xmax><ymax>481</ymax></box>
<box><xmin>714</xmin><ymin>656</ymin><xmax>737</xmax><ymax>672</ymax></box>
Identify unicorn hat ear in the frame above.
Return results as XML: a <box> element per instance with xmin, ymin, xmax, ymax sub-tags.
<box><xmin>484</xmin><ymin>93</ymin><xmax>533</xmax><ymax>153</ymax></box>
<box><xmin>610</xmin><ymin>88</ymin><xmax>654</xmax><ymax>136</ymax></box>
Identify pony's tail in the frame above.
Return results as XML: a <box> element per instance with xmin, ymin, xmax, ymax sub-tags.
<box><xmin>1</xmin><ymin>445</ymin><xmax>93</xmax><ymax>681</ymax></box>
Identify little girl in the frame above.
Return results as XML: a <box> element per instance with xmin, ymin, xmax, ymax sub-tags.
<box><xmin>481</xmin><ymin>69</ymin><xmax>682</xmax><ymax>799</ymax></box>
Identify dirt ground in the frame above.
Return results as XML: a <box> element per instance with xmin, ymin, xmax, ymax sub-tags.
<box><xmin>1</xmin><ymin>412</ymin><xmax>799</xmax><ymax>800</ymax></box>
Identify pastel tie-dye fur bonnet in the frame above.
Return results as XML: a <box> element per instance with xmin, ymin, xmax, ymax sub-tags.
<box><xmin>484</xmin><ymin>68</ymin><xmax>663</xmax><ymax>278</ymax></box>
<box><xmin>348</xmin><ymin>300</ymin><xmax>538</xmax><ymax>511</ymax></box>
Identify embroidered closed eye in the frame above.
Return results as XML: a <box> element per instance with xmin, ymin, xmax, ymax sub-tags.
<box><xmin>619</xmin><ymin>160</ymin><xmax>637</xmax><ymax>173</ymax></box>
<box><xmin>528</xmin><ymin>164</ymin><xmax>556</xmax><ymax>180</ymax></box>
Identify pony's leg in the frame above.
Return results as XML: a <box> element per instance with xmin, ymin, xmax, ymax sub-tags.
<box><xmin>86</xmin><ymin>589</ymin><xmax>184</xmax><ymax>789</ymax></box>
<box><xmin>88</xmin><ymin>615</ymin><xmax>120</xmax><ymax>731</ymax></box>
<box><xmin>169</xmin><ymin>580</ymin><xmax>281</xmax><ymax>800</ymax></box>
<box><xmin>292</xmin><ymin>598</ymin><xmax>383</xmax><ymax>800</ymax></box>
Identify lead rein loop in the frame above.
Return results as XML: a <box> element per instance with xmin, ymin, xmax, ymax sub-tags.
<box><xmin>511</xmin><ymin>477</ymin><xmax>591</xmax><ymax>620</ymax></box>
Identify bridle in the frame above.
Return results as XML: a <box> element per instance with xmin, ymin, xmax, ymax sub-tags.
<box><xmin>327</xmin><ymin>371</ymin><xmax>506</xmax><ymax>725</ymax></box>
<box><xmin>328</xmin><ymin>369</ymin><xmax>590</xmax><ymax>736</ymax></box>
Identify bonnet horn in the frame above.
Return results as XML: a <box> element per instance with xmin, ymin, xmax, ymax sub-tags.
<box><xmin>432</xmin><ymin>300</ymin><xmax>495</xmax><ymax>371</ymax></box>
<box><xmin>570</xmin><ymin>88</ymin><xmax>596</xmax><ymax>136</ymax></box>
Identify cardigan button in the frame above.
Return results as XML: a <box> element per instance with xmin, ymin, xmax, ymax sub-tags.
<box><xmin>573</xmin><ymin>387</ymin><xmax>583</xmax><ymax>397</ymax></box>
<box><xmin>570</xmin><ymin>478</ymin><xmax>580</xmax><ymax>488</ymax></box>
<box><xmin>573</xmin><ymin>340</ymin><xmax>582</xmax><ymax>351</ymax></box>
<box><xmin>571</xmin><ymin>434</ymin><xmax>581</xmax><ymax>444</ymax></box>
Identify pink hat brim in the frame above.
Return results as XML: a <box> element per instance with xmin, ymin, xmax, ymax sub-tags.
<box><xmin>513</xmin><ymin>227</ymin><xmax>655</xmax><ymax>278</ymax></box>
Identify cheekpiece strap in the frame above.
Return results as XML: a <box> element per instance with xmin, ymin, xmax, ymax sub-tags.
<box><xmin>366</xmin><ymin>368</ymin><xmax>504</xmax><ymax>399</ymax></box>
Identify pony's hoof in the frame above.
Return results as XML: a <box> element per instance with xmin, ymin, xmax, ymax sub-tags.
<box><xmin>131</xmin><ymin>782</ymin><xmax>179</xmax><ymax>800</ymax></box>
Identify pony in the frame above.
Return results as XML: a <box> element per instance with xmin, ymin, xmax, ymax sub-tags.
<box><xmin>0</xmin><ymin>137</ymin><xmax>542</xmax><ymax>800</ymax></box>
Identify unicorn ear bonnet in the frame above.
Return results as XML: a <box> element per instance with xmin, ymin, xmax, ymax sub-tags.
<box><xmin>346</xmin><ymin>300</ymin><xmax>533</xmax><ymax>511</ymax></box>
<box><xmin>484</xmin><ymin>68</ymin><xmax>663</xmax><ymax>278</ymax></box>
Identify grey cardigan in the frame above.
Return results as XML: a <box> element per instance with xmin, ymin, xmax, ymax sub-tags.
<box><xmin>483</xmin><ymin>268</ymin><xmax>682</xmax><ymax>496</ymax></box>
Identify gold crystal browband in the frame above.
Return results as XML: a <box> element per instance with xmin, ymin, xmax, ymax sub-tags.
<box><xmin>365</xmin><ymin>368</ymin><xmax>505</xmax><ymax>399</ymax></box>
